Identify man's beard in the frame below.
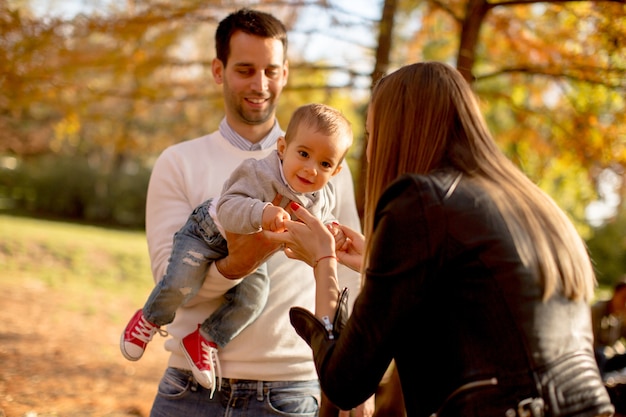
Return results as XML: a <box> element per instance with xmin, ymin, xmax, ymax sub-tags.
<box><xmin>237</xmin><ymin>101</ymin><xmax>275</xmax><ymax>125</ymax></box>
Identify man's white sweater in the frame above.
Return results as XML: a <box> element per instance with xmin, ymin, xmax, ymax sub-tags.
<box><xmin>145</xmin><ymin>131</ymin><xmax>361</xmax><ymax>381</ymax></box>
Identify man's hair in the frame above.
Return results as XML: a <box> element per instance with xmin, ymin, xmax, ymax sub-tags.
<box><xmin>215</xmin><ymin>8</ymin><xmax>288</xmax><ymax>66</ymax></box>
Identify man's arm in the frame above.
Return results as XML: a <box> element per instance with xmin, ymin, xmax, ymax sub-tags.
<box><xmin>145</xmin><ymin>148</ymin><xmax>194</xmax><ymax>284</ymax></box>
<box><xmin>215</xmin><ymin>230</ymin><xmax>282</xmax><ymax>279</ymax></box>
<box><xmin>215</xmin><ymin>193</ymin><xmax>286</xmax><ymax>279</ymax></box>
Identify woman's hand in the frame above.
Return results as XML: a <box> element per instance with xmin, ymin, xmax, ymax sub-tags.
<box><xmin>264</xmin><ymin>202</ymin><xmax>336</xmax><ymax>267</ymax></box>
<box><xmin>265</xmin><ymin>202</ymin><xmax>340</xmax><ymax>318</ymax></box>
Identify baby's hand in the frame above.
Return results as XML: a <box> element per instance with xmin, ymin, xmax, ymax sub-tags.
<box><xmin>327</xmin><ymin>222</ymin><xmax>364</xmax><ymax>272</ymax></box>
<box><xmin>262</xmin><ymin>205</ymin><xmax>291</xmax><ymax>232</ymax></box>
<box><xmin>327</xmin><ymin>222</ymin><xmax>349</xmax><ymax>251</ymax></box>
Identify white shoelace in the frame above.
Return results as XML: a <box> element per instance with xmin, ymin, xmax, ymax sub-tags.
<box><xmin>132</xmin><ymin>316</ymin><xmax>167</xmax><ymax>343</ymax></box>
<box><xmin>201</xmin><ymin>341</ymin><xmax>222</xmax><ymax>394</ymax></box>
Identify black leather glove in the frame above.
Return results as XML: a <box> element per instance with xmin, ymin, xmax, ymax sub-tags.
<box><xmin>289</xmin><ymin>287</ymin><xmax>349</xmax><ymax>348</ymax></box>
<box><xmin>290</xmin><ymin>288</ymin><xmax>350</xmax><ymax>417</ymax></box>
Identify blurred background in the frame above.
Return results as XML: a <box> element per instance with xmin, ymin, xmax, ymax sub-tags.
<box><xmin>1</xmin><ymin>0</ymin><xmax>625</xmax><ymax>285</ymax></box>
<box><xmin>1</xmin><ymin>1</ymin><xmax>626</xmax><ymax>415</ymax></box>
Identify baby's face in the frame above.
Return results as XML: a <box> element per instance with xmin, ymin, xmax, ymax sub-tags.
<box><xmin>277</xmin><ymin>124</ymin><xmax>346</xmax><ymax>194</ymax></box>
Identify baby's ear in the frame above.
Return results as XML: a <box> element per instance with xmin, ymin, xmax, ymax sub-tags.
<box><xmin>276</xmin><ymin>136</ymin><xmax>287</xmax><ymax>158</ymax></box>
<box><xmin>331</xmin><ymin>164</ymin><xmax>343</xmax><ymax>176</ymax></box>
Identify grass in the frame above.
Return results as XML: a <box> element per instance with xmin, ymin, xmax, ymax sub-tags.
<box><xmin>0</xmin><ymin>213</ymin><xmax>155</xmax><ymax>316</ymax></box>
<box><xmin>1</xmin><ymin>213</ymin><xmax>610</xmax><ymax>307</ymax></box>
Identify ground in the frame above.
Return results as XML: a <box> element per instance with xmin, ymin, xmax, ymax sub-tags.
<box><xmin>0</xmin><ymin>280</ymin><xmax>169</xmax><ymax>417</ymax></box>
<box><xmin>2</xmin><ymin>280</ymin><xmax>623</xmax><ymax>417</ymax></box>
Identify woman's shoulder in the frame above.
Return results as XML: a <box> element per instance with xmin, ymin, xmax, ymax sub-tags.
<box><xmin>375</xmin><ymin>170</ymin><xmax>489</xmax><ymax>227</ymax></box>
<box><xmin>383</xmin><ymin>170</ymin><xmax>465</xmax><ymax>203</ymax></box>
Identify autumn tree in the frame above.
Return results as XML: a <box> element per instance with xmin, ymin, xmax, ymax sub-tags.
<box><xmin>1</xmin><ymin>0</ymin><xmax>625</xmax><ymax>239</ymax></box>
<box><xmin>376</xmin><ymin>0</ymin><xmax>625</xmax><ymax>235</ymax></box>
<box><xmin>0</xmin><ymin>1</ymin><xmax>368</xmax><ymax>225</ymax></box>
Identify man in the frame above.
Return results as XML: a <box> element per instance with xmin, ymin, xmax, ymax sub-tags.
<box><xmin>143</xmin><ymin>8</ymin><xmax>364</xmax><ymax>416</ymax></box>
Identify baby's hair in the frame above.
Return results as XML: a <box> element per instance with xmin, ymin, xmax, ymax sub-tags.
<box><xmin>284</xmin><ymin>104</ymin><xmax>353</xmax><ymax>153</ymax></box>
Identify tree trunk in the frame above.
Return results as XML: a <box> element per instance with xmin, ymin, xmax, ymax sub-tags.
<box><xmin>456</xmin><ymin>0</ymin><xmax>490</xmax><ymax>83</ymax></box>
<box><xmin>356</xmin><ymin>0</ymin><xmax>398</xmax><ymax>220</ymax></box>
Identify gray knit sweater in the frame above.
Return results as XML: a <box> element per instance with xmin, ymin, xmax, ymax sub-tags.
<box><xmin>215</xmin><ymin>150</ymin><xmax>337</xmax><ymax>234</ymax></box>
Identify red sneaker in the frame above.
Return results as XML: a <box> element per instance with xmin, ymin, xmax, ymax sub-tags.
<box><xmin>120</xmin><ymin>309</ymin><xmax>167</xmax><ymax>361</ymax></box>
<box><xmin>181</xmin><ymin>324</ymin><xmax>222</xmax><ymax>397</ymax></box>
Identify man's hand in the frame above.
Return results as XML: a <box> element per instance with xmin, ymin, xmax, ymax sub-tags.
<box><xmin>215</xmin><ymin>194</ymin><xmax>288</xmax><ymax>279</ymax></box>
<box><xmin>215</xmin><ymin>230</ymin><xmax>282</xmax><ymax>279</ymax></box>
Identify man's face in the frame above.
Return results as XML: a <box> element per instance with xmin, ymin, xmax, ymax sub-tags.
<box><xmin>213</xmin><ymin>31</ymin><xmax>288</xmax><ymax>130</ymax></box>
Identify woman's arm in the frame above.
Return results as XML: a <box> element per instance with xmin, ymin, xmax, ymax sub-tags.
<box><xmin>267</xmin><ymin>201</ymin><xmax>397</xmax><ymax>410</ymax></box>
<box><xmin>268</xmin><ymin>177</ymin><xmax>434</xmax><ymax>411</ymax></box>
<box><xmin>266</xmin><ymin>202</ymin><xmax>341</xmax><ymax>319</ymax></box>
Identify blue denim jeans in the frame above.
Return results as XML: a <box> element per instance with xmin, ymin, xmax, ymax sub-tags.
<box><xmin>150</xmin><ymin>367</ymin><xmax>321</xmax><ymax>417</ymax></box>
<box><xmin>143</xmin><ymin>199</ymin><xmax>269</xmax><ymax>348</ymax></box>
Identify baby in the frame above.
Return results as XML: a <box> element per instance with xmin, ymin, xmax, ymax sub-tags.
<box><xmin>120</xmin><ymin>103</ymin><xmax>353</xmax><ymax>396</ymax></box>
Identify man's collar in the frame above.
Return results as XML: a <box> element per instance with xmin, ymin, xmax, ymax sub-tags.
<box><xmin>219</xmin><ymin>118</ymin><xmax>284</xmax><ymax>151</ymax></box>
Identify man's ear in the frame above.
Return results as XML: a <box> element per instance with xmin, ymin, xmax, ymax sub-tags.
<box><xmin>282</xmin><ymin>60</ymin><xmax>289</xmax><ymax>87</ymax></box>
<box><xmin>276</xmin><ymin>136</ymin><xmax>287</xmax><ymax>159</ymax></box>
<box><xmin>212</xmin><ymin>58</ymin><xmax>224</xmax><ymax>84</ymax></box>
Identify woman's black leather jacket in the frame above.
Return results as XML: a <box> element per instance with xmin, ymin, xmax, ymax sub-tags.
<box><xmin>291</xmin><ymin>170</ymin><xmax>614</xmax><ymax>417</ymax></box>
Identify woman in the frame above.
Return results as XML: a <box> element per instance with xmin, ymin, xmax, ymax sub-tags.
<box><xmin>267</xmin><ymin>62</ymin><xmax>614</xmax><ymax>417</ymax></box>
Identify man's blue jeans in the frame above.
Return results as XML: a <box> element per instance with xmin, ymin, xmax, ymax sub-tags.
<box><xmin>150</xmin><ymin>367</ymin><xmax>321</xmax><ymax>417</ymax></box>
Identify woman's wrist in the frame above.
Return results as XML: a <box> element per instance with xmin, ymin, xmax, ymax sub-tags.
<box><xmin>312</xmin><ymin>254</ymin><xmax>340</xmax><ymax>319</ymax></box>
<box><xmin>313</xmin><ymin>254</ymin><xmax>338</xmax><ymax>269</ymax></box>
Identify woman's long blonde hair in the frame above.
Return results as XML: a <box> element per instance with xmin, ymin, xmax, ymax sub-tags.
<box><xmin>363</xmin><ymin>62</ymin><xmax>595</xmax><ymax>301</ymax></box>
